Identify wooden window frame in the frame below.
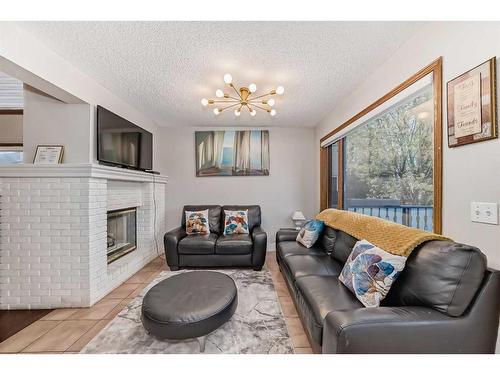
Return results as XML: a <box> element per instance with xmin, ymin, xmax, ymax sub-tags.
<box><xmin>0</xmin><ymin>143</ymin><xmax>22</xmax><ymax>147</ymax></box>
<box><xmin>0</xmin><ymin>109</ymin><xmax>23</xmax><ymax>115</ymax></box>
<box><xmin>320</xmin><ymin>57</ymin><xmax>443</xmax><ymax>234</ymax></box>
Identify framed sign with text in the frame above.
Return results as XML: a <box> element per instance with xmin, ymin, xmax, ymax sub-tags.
<box><xmin>33</xmin><ymin>145</ymin><xmax>65</xmax><ymax>164</ymax></box>
<box><xmin>447</xmin><ymin>57</ymin><xmax>497</xmax><ymax>147</ymax></box>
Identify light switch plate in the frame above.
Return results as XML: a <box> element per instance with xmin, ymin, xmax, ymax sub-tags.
<box><xmin>471</xmin><ymin>202</ymin><xmax>499</xmax><ymax>225</ymax></box>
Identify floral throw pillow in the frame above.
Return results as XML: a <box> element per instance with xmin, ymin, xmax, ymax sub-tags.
<box><xmin>185</xmin><ymin>209</ymin><xmax>210</xmax><ymax>235</ymax></box>
<box><xmin>224</xmin><ymin>210</ymin><xmax>249</xmax><ymax>235</ymax></box>
<box><xmin>339</xmin><ymin>239</ymin><xmax>407</xmax><ymax>308</ymax></box>
<box><xmin>296</xmin><ymin>220</ymin><xmax>324</xmax><ymax>248</ymax></box>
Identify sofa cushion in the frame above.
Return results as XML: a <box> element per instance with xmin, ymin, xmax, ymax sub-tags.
<box><xmin>185</xmin><ymin>209</ymin><xmax>210</xmax><ymax>235</ymax></box>
<box><xmin>331</xmin><ymin>230</ymin><xmax>358</xmax><ymax>264</ymax></box>
<box><xmin>296</xmin><ymin>220</ymin><xmax>325</xmax><ymax>248</ymax></box>
<box><xmin>178</xmin><ymin>233</ymin><xmax>217</xmax><ymax>255</ymax></box>
<box><xmin>339</xmin><ymin>239</ymin><xmax>407</xmax><ymax>308</ymax></box>
<box><xmin>277</xmin><ymin>241</ymin><xmax>325</xmax><ymax>259</ymax></box>
<box><xmin>283</xmin><ymin>254</ymin><xmax>343</xmax><ymax>280</ymax></box>
<box><xmin>222</xmin><ymin>205</ymin><xmax>261</xmax><ymax>231</ymax></box>
<box><xmin>216</xmin><ymin>234</ymin><xmax>253</xmax><ymax>255</ymax></box>
<box><xmin>223</xmin><ymin>210</ymin><xmax>250</xmax><ymax>235</ymax></box>
<box><xmin>295</xmin><ymin>275</ymin><xmax>363</xmax><ymax>347</ymax></box>
<box><xmin>319</xmin><ymin>226</ymin><xmax>336</xmax><ymax>254</ymax></box>
<box><xmin>182</xmin><ymin>205</ymin><xmax>222</xmax><ymax>234</ymax></box>
<box><xmin>385</xmin><ymin>240</ymin><xmax>487</xmax><ymax>317</ymax></box>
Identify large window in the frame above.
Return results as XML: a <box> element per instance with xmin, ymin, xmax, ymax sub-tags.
<box><xmin>320</xmin><ymin>58</ymin><xmax>442</xmax><ymax>233</ymax></box>
<box><xmin>0</xmin><ymin>146</ymin><xmax>23</xmax><ymax>165</ymax></box>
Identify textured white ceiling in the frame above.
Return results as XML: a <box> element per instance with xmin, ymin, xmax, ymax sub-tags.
<box><xmin>18</xmin><ymin>22</ymin><xmax>424</xmax><ymax>128</ymax></box>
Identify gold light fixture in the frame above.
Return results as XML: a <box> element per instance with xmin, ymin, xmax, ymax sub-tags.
<box><xmin>201</xmin><ymin>73</ymin><xmax>284</xmax><ymax>117</ymax></box>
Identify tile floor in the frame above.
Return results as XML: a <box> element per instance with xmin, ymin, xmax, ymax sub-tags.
<box><xmin>0</xmin><ymin>252</ymin><xmax>313</xmax><ymax>354</ymax></box>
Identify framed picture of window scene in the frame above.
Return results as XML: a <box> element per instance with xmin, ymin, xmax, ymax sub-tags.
<box><xmin>447</xmin><ymin>57</ymin><xmax>497</xmax><ymax>147</ymax></box>
<box><xmin>195</xmin><ymin>130</ymin><xmax>270</xmax><ymax>176</ymax></box>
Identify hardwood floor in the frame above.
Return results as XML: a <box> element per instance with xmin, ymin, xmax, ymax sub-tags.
<box><xmin>0</xmin><ymin>252</ymin><xmax>312</xmax><ymax>354</ymax></box>
<box><xmin>0</xmin><ymin>309</ymin><xmax>53</xmax><ymax>342</ymax></box>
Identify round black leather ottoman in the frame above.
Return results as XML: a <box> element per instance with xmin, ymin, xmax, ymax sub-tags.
<box><xmin>141</xmin><ymin>271</ymin><xmax>238</xmax><ymax>351</ymax></box>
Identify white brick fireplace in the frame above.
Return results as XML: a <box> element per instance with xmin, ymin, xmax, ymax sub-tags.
<box><xmin>0</xmin><ymin>164</ymin><xmax>167</xmax><ymax>309</ymax></box>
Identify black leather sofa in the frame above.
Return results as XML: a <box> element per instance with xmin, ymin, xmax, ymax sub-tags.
<box><xmin>276</xmin><ymin>227</ymin><xmax>500</xmax><ymax>354</ymax></box>
<box><xmin>164</xmin><ymin>205</ymin><xmax>267</xmax><ymax>271</ymax></box>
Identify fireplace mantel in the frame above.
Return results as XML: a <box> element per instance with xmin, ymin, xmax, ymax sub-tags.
<box><xmin>0</xmin><ymin>163</ymin><xmax>168</xmax><ymax>184</ymax></box>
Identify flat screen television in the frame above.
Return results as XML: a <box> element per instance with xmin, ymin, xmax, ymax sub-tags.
<box><xmin>97</xmin><ymin>105</ymin><xmax>153</xmax><ymax>171</ymax></box>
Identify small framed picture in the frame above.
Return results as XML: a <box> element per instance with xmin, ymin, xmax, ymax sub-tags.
<box><xmin>447</xmin><ymin>57</ymin><xmax>497</xmax><ymax>147</ymax></box>
<box><xmin>33</xmin><ymin>145</ymin><xmax>64</xmax><ymax>164</ymax></box>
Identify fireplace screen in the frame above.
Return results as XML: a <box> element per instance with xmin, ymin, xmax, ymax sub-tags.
<box><xmin>107</xmin><ymin>207</ymin><xmax>137</xmax><ymax>264</ymax></box>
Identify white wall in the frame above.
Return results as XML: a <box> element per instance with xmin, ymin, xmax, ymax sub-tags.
<box><xmin>156</xmin><ymin>127</ymin><xmax>316</xmax><ymax>246</ymax></box>
<box><xmin>315</xmin><ymin>22</ymin><xmax>500</xmax><ymax>270</ymax></box>
<box><xmin>0</xmin><ymin>114</ymin><xmax>22</xmax><ymax>143</ymax></box>
<box><xmin>23</xmin><ymin>88</ymin><xmax>91</xmax><ymax>163</ymax></box>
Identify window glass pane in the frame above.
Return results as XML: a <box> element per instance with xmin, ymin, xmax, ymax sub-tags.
<box><xmin>328</xmin><ymin>143</ymin><xmax>339</xmax><ymax>208</ymax></box>
<box><xmin>344</xmin><ymin>81</ymin><xmax>434</xmax><ymax>231</ymax></box>
<box><xmin>0</xmin><ymin>151</ymin><xmax>23</xmax><ymax>165</ymax></box>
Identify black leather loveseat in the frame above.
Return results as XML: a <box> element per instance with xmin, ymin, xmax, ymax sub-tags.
<box><xmin>164</xmin><ymin>205</ymin><xmax>267</xmax><ymax>271</ymax></box>
<box><xmin>276</xmin><ymin>227</ymin><xmax>500</xmax><ymax>354</ymax></box>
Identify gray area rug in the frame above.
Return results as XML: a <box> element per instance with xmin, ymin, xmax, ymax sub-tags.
<box><xmin>81</xmin><ymin>268</ymin><xmax>293</xmax><ymax>354</ymax></box>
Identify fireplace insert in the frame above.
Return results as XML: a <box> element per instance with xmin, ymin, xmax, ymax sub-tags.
<box><xmin>107</xmin><ymin>207</ymin><xmax>137</xmax><ymax>264</ymax></box>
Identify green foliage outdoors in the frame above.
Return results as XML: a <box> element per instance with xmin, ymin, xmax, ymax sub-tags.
<box><xmin>345</xmin><ymin>87</ymin><xmax>433</xmax><ymax>206</ymax></box>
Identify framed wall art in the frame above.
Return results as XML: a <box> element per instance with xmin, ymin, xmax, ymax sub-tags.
<box><xmin>33</xmin><ymin>145</ymin><xmax>64</xmax><ymax>164</ymax></box>
<box><xmin>195</xmin><ymin>130</ymin><xmax>270</xmax><ymax>177</ymax></box>
<box><xmin>447</xmin><ymin>57</ymin><xmax>497</xmax><ymax>147</ymax></box>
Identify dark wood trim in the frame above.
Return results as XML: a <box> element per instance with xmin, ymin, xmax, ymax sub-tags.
<box><xmin>337</xmin><ymin>139</ymin><xmax>344</xmax><ymax>210</ymax></box>
<box><xmin>319</xmin><ymin>139</ymin><xmax>344</xmax><ymax>211</ymax></box>
<box><xmin>433</xmin><ymin>58</ymin><xmax>443</xmax><ymax>234</ymax></box>
<box><xmin>0</xmin><ymin>143</ymin><xmax>23</xmax><ymax>147</ymax></box>
<box><xmin>319</xmin><ymin>57</ymin><xmax>443</xmax><ymax>234</ymax></box>
<box><xmin>320</xmin><ymin>57</ymin><xmax>443</xmax><ymax>143</ymax></box>
<box><xmin>326</xmin><ymin>145</ymin><xmax>333</xmax><ymax>208</ymax></box>
<box><xmin>0</xmin><ymin>109</ymin><xmax>23</xmax><ymax>115</ymax></box>
<box><xmin>319</xmin><ymin>146</ymin><xmax>328</xmax><ymax>211</ymax></box>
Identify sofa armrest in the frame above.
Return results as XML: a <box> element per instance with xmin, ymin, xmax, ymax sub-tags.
<box><xmin>323</xmin><ymin>306</ymin><xmax>466</xmax><ymax>354</ymax></box>
<box><xmin>251</xmin><ymin>226</ymin><xmax>267</xmax><ymax>270</ymax></box>
<box><xmin>163</xmin><ymin>227</ymin><xmax>187</xmax><ymax>270</ymax></box>
<box><xmin>276</xmin><ymin>229</ymin><xmax>299</xmax><ymax>243</ymax></box>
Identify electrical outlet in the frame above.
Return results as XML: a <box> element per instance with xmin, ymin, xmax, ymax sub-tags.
<box><xmin>471</xmin><ymin>202</ymin><xmax>499</xmax><ymax>225</ymax></box>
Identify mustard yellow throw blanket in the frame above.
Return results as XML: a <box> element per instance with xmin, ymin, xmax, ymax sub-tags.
<box><xmin>316</xmin><ymin>209</ymin><xmax>449</xmax><ymax>257</ymax></box>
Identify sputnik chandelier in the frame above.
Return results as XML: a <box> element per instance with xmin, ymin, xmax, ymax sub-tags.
<box><xmin>201</xmin><ymin>73</ymin><xmax>284</xmax><ymax>117</ymax></box>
